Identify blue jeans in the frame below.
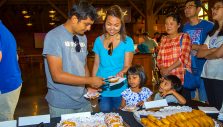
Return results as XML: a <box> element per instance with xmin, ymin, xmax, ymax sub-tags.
<box><xmin>99</xmin><ymin>96</ymin><xmax>122</xmax><ymax>112</ymax></box>
<box><xmin>191</xmin><ymin>78</ymin><xmax>207</xmax><ymax>102</ymax></box>
<box><xmin>184</xmin><ymin>69</ymin><xmax>207</xmax><ymax>102</ymax></box>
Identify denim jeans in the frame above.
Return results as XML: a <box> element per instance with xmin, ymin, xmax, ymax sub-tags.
<box><xmin>99</xmin><ymin>96</ymin><xmax>122</xmax><ymax>112</ymax></box>
<box><xmin>184</xmin><ymin>69</ymin><xmax>207</xmax><ymax>102</ymax></box>
<box><xmin>0</xmin><ymin>85</ymin><xmax>22</xmax><ymax>121</ymax></box>
<box><xmin>49</xmin><ymin>103</ymin><xmax>92</xmax><ymax>118</ymax></box>
<box><xmin>191</xmin><ymin>78</ymin><xmax>207</xmax><ymax>102</ymax></box>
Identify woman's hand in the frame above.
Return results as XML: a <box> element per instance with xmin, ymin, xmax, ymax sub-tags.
<box><xmin>116</xmin><ymin>71</ymin><xmax>125</xmax><ymax>77</ymax></box>
<box><xmin>160</xmin><ymin>67</ymin><xmax>170</xmax><ymax>76</ymax></box>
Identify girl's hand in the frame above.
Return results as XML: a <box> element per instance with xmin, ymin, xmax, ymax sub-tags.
<box><xmin>161</xmin><ymin>89</ymin><xmax>174</xmax><ymax>97</ymax></box>
<box><xmin>161</xmin><ymin>91</ymin><xmax>169</xmax><ymax>97</ymax></box>
<box><xmin>136</xmin><ymin>101</ymin><xmax>144</xmax><ymax>107</ymax></box>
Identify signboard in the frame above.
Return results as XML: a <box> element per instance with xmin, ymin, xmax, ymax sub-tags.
<box><xmin>96</xmin><ymin>7</ymin><xmax>131</xmax><ymax>23</ymax></box>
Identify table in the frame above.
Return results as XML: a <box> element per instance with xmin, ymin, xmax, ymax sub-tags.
<box><xmin>19</xmin><ymin>100</ymin><xmax>222</xmax><ymax>127</ymax></box>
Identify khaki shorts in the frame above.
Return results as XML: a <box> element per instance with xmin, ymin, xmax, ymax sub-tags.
<box><xmin>0</xmin><ymin>85</ymin><xmax>22</xmax><ymax>121</ymax></box>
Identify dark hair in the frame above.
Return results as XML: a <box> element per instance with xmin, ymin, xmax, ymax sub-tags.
<box><xmin>185</xmin><ymin>0</ymin><xmax>202</xmax><ymax>7</ymax></box>
<box><xmin>166</xmin><ymin>12</ymin><xmax>182</xmax><ymax>32</ymax></box>
<box><xmin>154</xmin><ymin>32</ymin><xmax>160</xmax><ymax>36</ymax></box>
<box><xmin>142</xmin><ymin>32</ymin><xmax>149</xmax><ymax>40</ymax></box>
<box><xmin>127</xmin><ymin>65</ymin><xmax>147</xmax><ymax>88</ymax></box>
<box><xmin>208</xmin><ymin>0</ymin><xmax>223</xmax><ymax>37</ymax></box>
<box><xmin>163</xmin><ymin>75</ymin><xmax>182</xmax><ymax>92</ymax></box>
<box><xmin>103</xmin><ymin>5</ymin><xmax>127</xmax><ymax>41</ymax></box>
<box><xmin>68</xmin><ymin>1</ymin><xmax>98</xmax><ymax>22</ymax></box>
<box><xmin>166</xmin><ymin>12</ymin><xmax>181</xmax><ymax>25</ymax></box>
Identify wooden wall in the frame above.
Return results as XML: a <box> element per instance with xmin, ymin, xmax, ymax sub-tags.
<box><xmin>14</xmin><ymin>23</ymin><xmax>134</xmax><ymax>55</ymax></box>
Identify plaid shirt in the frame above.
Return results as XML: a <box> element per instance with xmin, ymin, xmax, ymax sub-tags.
<box><xmin>157</xmin><ymin>33</ymin><xmax>191</xmax><ymax>83</ymax></box>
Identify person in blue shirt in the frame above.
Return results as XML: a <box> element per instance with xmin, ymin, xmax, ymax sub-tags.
<box><xmin>92</xmin><ymin>5</ymin><xmax>134</xmax><ymax>112</ymax></box>
<box><xmin>183</xmin><ymin>0</ymin><xmax>214</xmax><ymax>102</ymax></box>
<box><xmin>0</xmin><ymin>20</ymin><xmax>22</xmax><ymax>121</ymax></box>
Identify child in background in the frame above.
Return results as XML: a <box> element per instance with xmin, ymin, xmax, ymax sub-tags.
<box><xmin>120</xmin><ymin>65</ymin><xmax>153</xmax><ymax>109</ymax></box>
<box><xmin>154</xmin><ymin>75</ymin><xmax>186</xmax><ymax>104</ymax></box>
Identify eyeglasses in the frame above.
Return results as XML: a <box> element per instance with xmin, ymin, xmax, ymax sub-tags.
<box><xmin>73</xmin><ymin>35</ymin><xmax>81</xmax><ymax>52</ymax></box>
<box><xmin>108</xmin><ymin>42</ymin><xmax>113</xmax><ymax>56</ymax></box>
<box><xmin>211</xmin><ymin>6</ymin><xmax>223</xmax><ymax>11</ymax></box>
<box><xmin>184</xmin><ymin>5</ymin><xmax>196</xmax><ymax>10</ymax></box>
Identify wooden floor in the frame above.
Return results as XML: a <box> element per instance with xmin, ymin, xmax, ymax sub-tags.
<box><xmin>15</xmin><ymin>63</ymin><xmax>49</xmax><ymax>119</ymax></box>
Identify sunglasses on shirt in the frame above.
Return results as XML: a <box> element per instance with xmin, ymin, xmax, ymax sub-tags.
<box><xmin>108</xmin><ymin>42</ymin><xmax>113</xmax><ymax>56</ymax></box>
<box><xmin>73</xmin><ymin>35</ymin><xmax>81</xmax><ymax>52</ymax></box>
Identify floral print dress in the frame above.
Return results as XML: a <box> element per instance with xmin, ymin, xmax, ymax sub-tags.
<box><xmin>121</xmin><ymin>87</ymin><xmax>153</xmax><ymax>106</ymax></box>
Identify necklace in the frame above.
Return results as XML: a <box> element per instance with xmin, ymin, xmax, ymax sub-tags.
<box><xmin>105</xmin><ymin>33</ymin><xmax>120</xmax><ymax>40</ymax></box>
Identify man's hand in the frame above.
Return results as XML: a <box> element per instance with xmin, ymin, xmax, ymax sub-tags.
<box><xmin>192</xmin><ymin>44</ymin><xmax>199</xmax><ymax>50</ymax></box>
<box><xmin>87</xmin><ymin>87</ymin><xmax>101</xmax><ymax>93</ymax></box>
<box><xmin>88</xmin><ymin>77</ymin><xmax>105</xmax><ymax>88</ymax></box>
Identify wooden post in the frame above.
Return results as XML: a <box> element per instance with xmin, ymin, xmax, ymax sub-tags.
<box><xmin>0</xmin><ymin>0</ymin><xmax>7</xmax><ymax>7</ymax></box>
<box><xmin>127</xmin><ymin>0</ymin><xmax>145</xmax><ymax>18</ymax></box>
<box><xmin>145</xmin><ymin>0</ymin><xmax>156</xmax><ymax>35</ymax></box>
<box><xmin>47</xmin><ymin>0</ymin><xmax>68</xmax><ymax>19</ymax></box>
<box><xmin>68</xmin><ymin>0</ymin><xmax>78</xmax><ymax>12</ymax></box>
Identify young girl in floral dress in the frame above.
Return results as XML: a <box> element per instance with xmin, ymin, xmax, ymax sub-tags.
<box><xmin>120</xmin><ymin>65</ymin><xmax>153</xmax><ymax>109</ymax></box>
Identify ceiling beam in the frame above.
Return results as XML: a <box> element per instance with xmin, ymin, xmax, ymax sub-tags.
<box><xmin>68</xmin><ymin>0</ymin><xmax>78</xmax><ymax>12</ymax></box>
<box><xmin>201</xmin><ymin>5</ymin><xmax>210</xmax><ymax>17</ymax></box>
<box><xmin>46</xmin><ymin>0</ymin><xmax>67</xmax><ymax>19</ymax></box>
<box><xmin>154</xmin><ymin>0</ymin><xmax>169</xmax><ymax>16</ymax></box>
<box><xmin>127</xmin><ymin>0</ymin><xmax>145</xmax><ymax>18</ymax></box>
<box><xmin>6</xmin><ymin>0</ymin><xmax>65</xmax><ymax>5</ymax></box>
<box><xmin>0</xmin><ymin>0</ymin><xmax>7</xmax><ymax>7</ymax></box>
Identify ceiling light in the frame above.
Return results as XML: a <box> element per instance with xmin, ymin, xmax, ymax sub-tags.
<box><xmin>22</xmin><ymin>10</ymin><xmax>28</xmax><ymax>14</ymax></box>
<box><xmin>49</xmin><ymin>22</ymin><xmax>55</xmax><ymax>25</ymax></box>
<box><xmin>26</xmin><ymin>22</ymin><xmax>32</xmax><ymax>26</ymax></box>
<box><xmin>49</xmin><ymin>9</ymin><xmax>56</xmax><ymax>14</ymax></box>
<box><xmin>24</xmin><ymin>15</ymin><xmax>31</xmax><ymax>18</ymax></box>
<box><xmin>49</xmin><ymin>14</ymin><xmax>55</xmax><ymax>18</ymax></box>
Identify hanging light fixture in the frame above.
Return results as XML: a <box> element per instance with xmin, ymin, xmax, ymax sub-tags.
<box><xmin>49</xmin><ymin>9</ymin><xmax>56</xmax><ymax>14</ymax></box>
<box><xmin>22</xmin><ymin>10</ymin><xmax>28</xmax><ymax>14</ymax></box>
<box><xmin>49</xmin><ymin>22</ymin><xmax>55</xmax><ymax>25</ymax></box>
<box><xmin>24</xmin><ymin>15</ymin><xmax>31</xmax><ymax>18</ymax></box>
<box><xmin>49</xmin><ymin>14</ymin><xmax>55</xmax><ymax>18</ymax></box>
<box><xmin>26</xmin><ymin>22</ymin><xmax>32</xmax><ymax>26</ymax></box>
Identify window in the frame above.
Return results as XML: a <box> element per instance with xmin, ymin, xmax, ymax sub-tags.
<box><xmin>198</xmin><ymin>2</ymin><xmax>209</xmax><ymax>20</ymax></box>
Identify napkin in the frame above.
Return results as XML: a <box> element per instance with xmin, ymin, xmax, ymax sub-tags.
<box><xmin>143</xmin><ymin>99</ymin><xmax>168</xmax><ymax>109</ymax></box>
<box><xmin>218</xmin><ymin>113</ymin><xmax>223</xmax><ymax>120</ymax></box>
<box><xmin>0</xmin><ymin>120</ymin><xmax>17</xmax><ymax>127</ymax></box>
<box><xmin>61</xmin><ymin>112</ymin><xmax>91</xmax><ymax>120</ymax></box>
<box><xmin>198</xmin><ymin>106</ymin><xmax>219</xmax><ymax>113</ymax></box>
<box><xmin>18</xmin><ymin>114</ymin><xmax>50</xmax><ymax>126</ymax></box>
